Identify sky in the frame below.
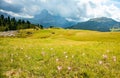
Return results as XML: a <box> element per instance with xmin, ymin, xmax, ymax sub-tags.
<box><xmin>0</xmin><ymin>0</ymin><xmax>120</xmax><ymax>22</ymax></box>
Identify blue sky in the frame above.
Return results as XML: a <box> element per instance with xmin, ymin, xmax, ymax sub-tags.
<box><xmin>0</xmin><ymin>0</ymin><xmax>120</xmax><ymax>22</ymax></box>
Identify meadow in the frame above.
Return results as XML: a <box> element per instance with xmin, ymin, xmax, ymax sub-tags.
<box><xmin>0</xmin><ymin>29</ymin><xmax>120</xmax><ymax>78</ymax></box>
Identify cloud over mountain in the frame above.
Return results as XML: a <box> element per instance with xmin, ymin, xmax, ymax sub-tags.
<box><xmin>0</xmin><ymin>0</ymin><xmax>120</xmax><ymax>22</ymax></box>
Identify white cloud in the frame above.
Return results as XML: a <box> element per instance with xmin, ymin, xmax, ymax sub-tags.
<box><xmin>76</xmin><ymin>0</ymin><xmax>120</xmax><ymax>21</ymax></box>
<box><xmin>1</xmin><ymin>0</ymin><xmax>120</xmax><ymax>21</ymax></box>
<box><xmin>3</xmin><ymin>0</ymin><xmax>13</xmax><ymax>4</ymax></box>
<box><xmin>0</xmin><ymin>9</ymin><xmax>34</xmax><ymax>18</ymax></box>
<box><xmin>41</xmin><ymin>0</ymin><xmax>47</xmax><ymax>3</ymax></box>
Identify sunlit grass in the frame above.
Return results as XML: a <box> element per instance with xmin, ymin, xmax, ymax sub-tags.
<box><xmin>0</xmin><ymin>29</ymin><xmax>120</xmax><ymax>78</ymax></box>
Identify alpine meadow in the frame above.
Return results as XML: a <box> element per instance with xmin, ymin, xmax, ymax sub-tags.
<box><xmin>1</xmin><ymin>0</ymin><xmax>120</xmax><ymax>78</ymax></box>
<box><xmin>0</xmin><ymin>29</ymin><xmax>120</xmax><ymax>78</ymax></box>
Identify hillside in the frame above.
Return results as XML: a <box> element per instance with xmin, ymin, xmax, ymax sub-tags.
<box><xmin>0</xmin><ymin>15</ymin><xmax>42</xmax><ymax>31</ymax></box>
<box><xmin>1</xmin><ymin>0</ymin><xmax>120</xmax><ymax>77</ymax></box>
<box><xmin>1</xmin><ymin>29</ymin><xmax>120</xmax><ymax>41</ymax></box>
<box><xmin>0</xmin><ymin>29</ymin><xmax>120</xmax><ymax>78</ymax></box>
<box><xmin>19</xmin><ymin>29</ymin><xmax>120</xmax><ymax>41</ymax></box>
<box><xmin>70</xmin><ymin>17</ymin><xmax>120</xmax><ymax>32</ymax></box>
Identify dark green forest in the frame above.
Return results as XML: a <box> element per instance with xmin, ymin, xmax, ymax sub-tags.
<box><xmin>0</xmin><ymin>15</ymin><xmax>43</xmax><ymax>31</ymax></box>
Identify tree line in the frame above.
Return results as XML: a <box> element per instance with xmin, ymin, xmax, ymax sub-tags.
<box><xmin>0</xmin><ymin>15</ymin><xmax>43</xmax><ymax>31</ymax></box>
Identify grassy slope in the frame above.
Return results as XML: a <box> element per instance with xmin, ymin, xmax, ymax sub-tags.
<box><xmin>0</xmin><ymin>29</ymin><xmax>120</xmax><ymax>78</ymax></box>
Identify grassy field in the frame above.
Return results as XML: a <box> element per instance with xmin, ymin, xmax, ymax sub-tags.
<box><xmin>0</xmin><ymin>29</ymin><xmax>120</xmax><ymax>78</ymax></box>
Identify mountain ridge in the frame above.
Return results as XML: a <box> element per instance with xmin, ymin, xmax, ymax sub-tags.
<box><xmin>28</xmin><ymin>9</ymin><xmax>75</xmax><ymax>27</ymax></box>
<box><xmin>69</xmin><ymin>17</ymin><xmax>120</xmax><ymax>31</ymax></box>
<box><xmin>1</xmin><ymin>10</ymin><xmax>120</xmax><ymax>31</ymax></box>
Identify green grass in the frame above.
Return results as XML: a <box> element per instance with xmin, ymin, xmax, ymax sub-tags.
<box><xmin>0</xmin><ymin>29</ymin><xmax>120</xmax><ymax>78</ymax></box>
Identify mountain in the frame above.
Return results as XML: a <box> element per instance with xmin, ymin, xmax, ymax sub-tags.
<box><xmin>29</xmin><ymin>9</ymin><xmax>75</xmax><ymax>28</ymax></box>
<box><xmin>1</xmin><ymin>10</ymin><xmax>119</xmax><ymax>31</ymax></box>
<box><xmin>69</xmin><ymin>17</ymin><xmax>120</xmax><ymax>31</ymax></box>
<box><xmin>0</xmin><ymin>9</ymin><xmax>75</xmax><ymax>28</ymax></box>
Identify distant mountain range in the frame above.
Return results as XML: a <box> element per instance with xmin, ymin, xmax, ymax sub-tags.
<box><xmin>28</xmin><ymin>10</ymin><xmax>75</xmax><ymax>27</ymax></box>
<box><xmin>69</xmin><ymin>17</ymin><xmax>120</xmax><ymax>31</ymax></box>
<box><xmin>1</xmin><ymin>10</ymin><xmax>120</xmax><ymax>31</ymax></box>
